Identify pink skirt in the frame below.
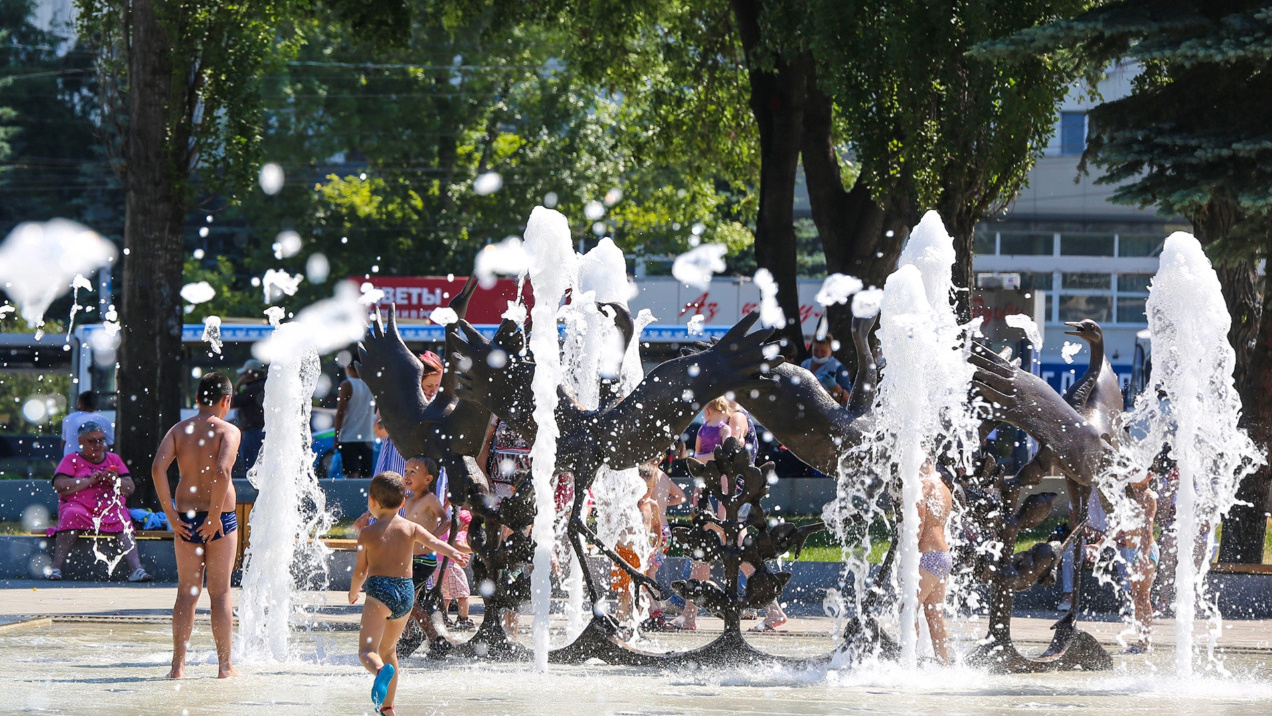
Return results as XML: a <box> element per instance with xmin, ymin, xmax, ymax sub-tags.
<box><xmin>441</xmin><ymin>562</ymin><xmax>469</xmax><ymax>600</ymax></box>
<box><xmin>50</xmin><ymin>488</ymin><xmax>129</xmax><ymax>534</ymax></box>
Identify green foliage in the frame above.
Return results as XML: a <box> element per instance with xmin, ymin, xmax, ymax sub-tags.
<box><xmin>73</xmin><ymin>0</ymin><xmax>308</xmax><ymax>202</ymax></box>
<box><xmin>181</xmin><ymin>255</ymin><xmax>266</xmax><ymax>323</ymax></box>
<box><xmin>989</xmin><ymin>1</ymin><xmax>1272</xmax><ymax>261</ymax></box>
<box><xmin>201</xmin><ymin>2</ymin><xmax>752</xmax><ymax>315</ymax></box>
<box><xmin>0</xmin><ymin>0</ymin><xmax>120</xmax><ymax>234</ymax></box>
<box><xmin>796</xmin><ymin>0</ymin><xmax>1091</xmax><ymax>225</ymax></box>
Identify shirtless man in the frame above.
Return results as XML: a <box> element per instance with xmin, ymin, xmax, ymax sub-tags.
<box><xmin>151</xmin><ymin>372</ymin><xmax>242</xmax><ymax>679</ymax></box>
<box><xmin>916</xmin><ymin>460</ymin><xmax>954</xmax><ymax>665</ymax></box>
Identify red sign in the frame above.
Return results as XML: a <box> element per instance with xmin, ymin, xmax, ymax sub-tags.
<box><xmin>359</xmin><ymin>276</ymin><xmax>534</xmax><ymax>324</ymax></box>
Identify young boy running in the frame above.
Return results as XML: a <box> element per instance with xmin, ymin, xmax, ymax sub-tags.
<box><xmin>151</xmin><ymin>372</ymin><xmax>241</xmax><ymax>679</ymax></box>
<box><xmin>350</xmin><ymin>472</ymin><xmax>468</xmax><ymax>714</ymax></box>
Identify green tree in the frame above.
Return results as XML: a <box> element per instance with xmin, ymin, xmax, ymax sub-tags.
<box><xmin>987</xmin><ymin>1</ymin><xmax>1272</xmax><ymax>562</ymax></box>
<box><xmin>204</xmin><ymin>6</ymin><xmax>748</xmax><ymax>316</ymax></box>
<box><xmin>0</xmin><ymin>0</ymin><xmax>119</xmax><ymax>233</ymax></box>
<box><xmin>73</xmin><ymin>0</ymin><xmax>307</xmax><ymax>502</ymax></box>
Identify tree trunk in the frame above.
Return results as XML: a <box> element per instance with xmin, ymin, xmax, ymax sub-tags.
<box><xmin>943</xmin><ymin>207</ymin><xmax>980</xmax><ymax>324</ymax></box>
<box><xmin>1193</xmin><ymin>199</ymin><xmax>1267</xmax><ymax>563</ymax></box>
<box><xmin>799</xmin><ymin>79</ymin><xmax>905</xmax><ymax>369</ymax></box>
<box><xmin>116</xmin><ymin>0</ymin><xmax>187</xmax><ymax>508</ymax></box>
<box><xmin>731</xmin><ymin>0</ymin><xmax>808</xmax><ymax>359</ymax></box>
<box><xmin>1219</xmin><ymin>235</ymin><xmax>1271</xmax><ymax>564</ymax></box>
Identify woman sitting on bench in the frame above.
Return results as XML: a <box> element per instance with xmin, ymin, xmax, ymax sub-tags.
<box><xmin>46</xmin><ymin>422</ymin><xmax>151</xmax><ymax>582</ymax></box>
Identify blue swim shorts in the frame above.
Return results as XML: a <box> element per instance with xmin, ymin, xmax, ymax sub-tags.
<box><xmin>364</xmin><ymin>575</ymin><xmax>415</xmax><ymax>620</ymax></box>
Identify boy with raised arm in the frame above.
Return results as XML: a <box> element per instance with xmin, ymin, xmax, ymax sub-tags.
<box><xmin>151</xmin><ymin>372</ymin><xmax>242</xmax><ymax>679</ymax></box>
<box><xmin>351</xmin><ymin>471</ymin><xmax>469</xmax><ymax>715</ymax></box>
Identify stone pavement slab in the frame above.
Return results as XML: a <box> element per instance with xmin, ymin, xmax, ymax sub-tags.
<box><xmin>3</xmin><ymin>579</ymin><xmax>1269</xmax><ymax>654</ymax></box>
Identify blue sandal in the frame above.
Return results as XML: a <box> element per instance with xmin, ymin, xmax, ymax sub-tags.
<box><xmin>372</xmin><ymin>664</ymin><xmax>395</xmax><ymax>708</ymax></box>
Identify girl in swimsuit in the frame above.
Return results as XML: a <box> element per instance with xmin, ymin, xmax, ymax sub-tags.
<box><xmin>916</xmin><ymin>460</ymin><xmax>953</xmax><ymax>665</ymax></box>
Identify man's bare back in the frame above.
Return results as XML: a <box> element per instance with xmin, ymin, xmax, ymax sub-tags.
<box><xmin>161</xmin><ymin>413</ymin><xmax>241</xmax><ymax>514</ymax></box>
<box><xmin>150</xmin><ymin>373</ymin><xmax>242</xmax><ymax>679</ymax></box>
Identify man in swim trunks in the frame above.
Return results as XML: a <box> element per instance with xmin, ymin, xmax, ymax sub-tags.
<box><xmin>350</xmin><ymin>472</ymin><xmax>469</xmax><ymax>714</ymax></box>
<box><xmin>916</xmin><ymin>460</ymin><xmax>953</xmax><ymax>665</ymax></box>
<box><xmin>151</xmin><ymin>372</ymin><xmax>242</xmax><ymax>679</ymax></box>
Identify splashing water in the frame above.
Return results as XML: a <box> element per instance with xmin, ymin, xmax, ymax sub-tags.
<box><xmin>841</xmin><ymin>211</ymin><xmax>979</xmax><ymax>667</ymax></box>
<box><xmin>237</xmin><ymin>332</ymin><xmax>335</xmax><ymax>661</ymax></box>
<box><xmin>671</xmin><ymin>244</ymin><xmax>727</xmax><ymax>291</ymax></box>
<box><xmin>180</xmin><ymin>281</ymin><xmax>217</xmax><ymax>305</ymax></box>
<box><xmin>1111</xmin><ymin>232</ymin><xmax>1263</xmax><ymax>676</ymax></box>
<box><xmin>1004</xmin><ymin>313</ymin><xmax>1042</xmax><ymax>350</ymax></box>
<box><xmin>561</xmin><ymin>239</ymin><xmax>653</xmax><ymax>638</ymax></box>
<box><xmin>262</xmin><ymin>269</ymin><xmax>302</xmax><ymax>304</ymax></box>
<box><xmin>202</xmin><ymin>316</ymin><xmax>223</xmax><ymax>354</ymax></box>
<box><xmin>475</xmin><ymin>237</ymin><xmax>530</xmax><ymax>290</ymax></box>
<box><xmin>816</xmin><ymin>274</ymin><xmax>864</xmax><ymax>307</ymax></box>
<box><xmin>0</xmin><ymin>219</ymin><xmax>116</xmax><ymax>327</ymax></box>
<box><xmin>753</xmin><ymin>269</ymin><xmax>786</xmax><ymax>329</ymax></box>
<box><xmin>253</xmin><ymin>281</ymin><xmax>367</xmax><ymax>364</ymax></box>
<box><xmin>521</xmin><ymin>206</ymin><xmax>579</xmax><ymax>668</ymax></box>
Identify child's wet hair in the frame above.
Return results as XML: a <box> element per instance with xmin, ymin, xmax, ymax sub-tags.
<box><xmin>406</xmin><ymin>455</ymin><xmax>438</xmax><ymax>478</ymax></box>
<box><xmin>706</xmin><ymin>396</ymin><xmax>730</xmax><ymax>414</ymax></box>
<box><xmin>369</xmin><ymin>471</ymin><xmax>406</xmax><ymax>509</ymax></box>
<box><xmin>197</xmin><ymin>372</ymin><xmax>233</xmax><ymax>406</ymax></box>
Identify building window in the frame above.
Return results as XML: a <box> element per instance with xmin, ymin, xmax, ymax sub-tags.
<box><xmin>1062</xmin><ymin>272</ymin><xmax>1112</xmax><ymax>290</ymax></box>
<box><xmin>1118</xmin><ymin>235</ymin><xmax>1165</xmax><ymax>257</ymax></box>
<box><xmin>1060</xmin><ymin>112</ymin><xmax>1086</xmax><ymax>155</ymax></box>
<box><xmin>1060</xmin><ymin>234</ymin><xmax>1115</xmax><ymax>256</ymax></box>
<box><xmin>999</xmin><ymin>233</ymin><xmax>1054</xmax><ymax>255</ymax></box>
<box><xmin>973</xmin><ymin>232</ymin><xmax>997</xmax><ymax>255</ymax></box>
<box><xmin>1116</xmin><ymin>296</ymin><xmax>1148</xmax><ymax>323</ymax></box>
<box><xmin>1059</xmin><ymin>294</ymin><xmax>1112</xmax><ymax>323</ymax></box>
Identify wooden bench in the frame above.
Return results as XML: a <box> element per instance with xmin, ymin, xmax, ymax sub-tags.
<box><xmin>1210</xmin><ymin>562</ymin><xmax>1272</xmax><ymax>575</ymax></box>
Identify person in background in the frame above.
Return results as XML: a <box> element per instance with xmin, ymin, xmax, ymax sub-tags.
<box><xmin>639</xmin><ymin>460</ymin><xmax>685</xmax><ymax>631</ymax></box>
<box><xmin>916</xmin><ymin>459</ymin><xmax>953</xmax><ymax>665</ymax></box>
<box><xmin>150</xmin><ymin>372</ymin><xmax>241</xmax><ymax>678</ymax></box>
<box><xmin>335</xmin><ymin>362</ymin><xmax>376</xmax><ymax>479</ymax></box>
<box><xmin>1118</xmin><ymin>473</ymin><xmax>1159</xmax><ymax>653</ymax></box>
<box><xmin>47</xmin><ymin>422</ymin><xmax>149</xmax><ymax>583</ymax></box>
<box><xmin>232</xmin><ymin>359</ymin><xmax>267</xmax><ymax>478</ymax></box>
<box><xmin>694</xmin><ymin>397</ymin><xmax>732</xmax><ymax>462</ymax></box>
<box><xmin>440</xmin><ymin>507</ymin><xmax>475</xmax><ymax>630</ymax></box>
<box><xmin>800</xmin><ymin>334</ymin><xmax>852</xmax><ymax>405</ymax></box>
<box><xmin>60</xmin><ymin>391</ymin><xmax>114</xmax><ymax>457</ymax></box>
<box><xmin>672</xmin><ymin>398</ymin><xmax>733</xmax><ymax>630</ymax></box>
<box><xmin>374</xmin><ymin>351</ymin><xmax>444</xmax><ymax>479</ymax></box>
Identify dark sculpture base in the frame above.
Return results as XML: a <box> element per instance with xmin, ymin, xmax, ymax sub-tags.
<box><xmin>549</xmin><ymin>616</ymin><xmax>832</xmax><ymax>668</ymax></box>
<box><xmin>967</xmin><ymin>611</ymin><xmax>1113</xmax><ymax>674</ymax></box>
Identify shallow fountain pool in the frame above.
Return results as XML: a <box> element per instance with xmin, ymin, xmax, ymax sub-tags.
<box><xmin>4</xmin><ymin>621</ymin><xmax>1271</xmax><ymax>716</ymax></box>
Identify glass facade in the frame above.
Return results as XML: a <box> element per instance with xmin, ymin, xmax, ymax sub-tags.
<box><xmin>973</xmin><ymin>229</ymin><xmax>1168</xmax><ymax>327</ymax></box>
<box><xmin>999</xmin><ymin>233</ymin><xmax>1054</xmax><ymax>255</ymax></box>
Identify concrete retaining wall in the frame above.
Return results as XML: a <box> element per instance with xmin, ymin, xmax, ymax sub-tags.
<box><xmin>4</xmin><ymin>534</ymin><xmax>1269</xmax><ymax>619</ymax></box>
<box><xmin>0</xmin><ymin>476</ymin><xmax>842</xmax><ymax>524</ymax></box>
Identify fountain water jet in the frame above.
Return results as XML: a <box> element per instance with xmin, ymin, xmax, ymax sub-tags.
<box><xmin>1118</xmin><ymin>232</ymin><xmax>1263</xmax><ymax>675</ymax></box>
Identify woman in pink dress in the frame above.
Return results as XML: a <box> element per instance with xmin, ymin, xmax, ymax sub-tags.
<box><xmin>46</xmin><ymin>422</ymin><xmax>150</xmax><ymax>582</ymax></box>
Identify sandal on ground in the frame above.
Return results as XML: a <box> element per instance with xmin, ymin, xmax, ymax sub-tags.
<box><xmin>371</xmin><ymin>664</ymin><xmax>395</xmax><ymax>708</ymax></box>
<box><xmin>46</xmin><ymin>569</ymin><xmax>62</xmax><ymax>581</ymax></box>
<box><xmin>667</xmin><ymin>617</ymin><xmax>697</xmax><ymax>631</ymax></box>
<box><xmin>378</xmin><ymin>706</ymin><xmax>396</xmax><ymax>716</ymax></box>
<box><xmin>749</xmin><ymin>622</ymin><xmax>782</xmax><ymax>633</ymax></box>
<box><xmin>128</xmin><ymin>568</ymin><xmax>153</xmax><ymax>583</ymax></box>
